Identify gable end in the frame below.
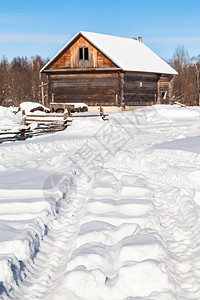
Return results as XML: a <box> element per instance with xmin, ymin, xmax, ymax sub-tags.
<box><xmin>45</xmin><ymin>33</ymin><xmax>119</xmax><ymax>71</ymax></box>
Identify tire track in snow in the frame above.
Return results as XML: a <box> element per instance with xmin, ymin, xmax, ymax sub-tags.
<box><xmin>46</xmin><ymin>167</ymin><xmax>173</xmax><ymax>299</ymax></box>
<box><xmin>7</xmin><ymin>173</ymin><xmax>91</xmax><ymax>300</ymax></box>
<box><xmin>138</xmin><ymin>151</ymin><xmax>200</xmax><ymax>300</ymax></box>
<box><xmin>3</xmin><ymin>110</ymin><xmax>200</xmax><ymax>299</ymax></box>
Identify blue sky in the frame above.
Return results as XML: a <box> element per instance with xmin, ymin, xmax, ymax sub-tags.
<box><xmin>0</xmin><ymin>0</ymin><xmax>200</xmax><ymax>61</ymax></box>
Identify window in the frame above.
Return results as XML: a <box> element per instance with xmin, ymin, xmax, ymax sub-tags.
<box><xmin>84</xmin><ymin>47</ymin><xmax>88</xmax><ymax>60</ymax></box>
<box><xmin>79</xmin><ymin>47</ymin><xmax>89</xmax><ymax>60</ymax></box>
<box><xmin>162</xmin><ymin>91</ymin><xmax>168</xmax><ymax>99</ymax></box>
<box><xmin>79</xmin><ymin>47</ymin><xmax>83</xmax><ymax>60</ymax></box>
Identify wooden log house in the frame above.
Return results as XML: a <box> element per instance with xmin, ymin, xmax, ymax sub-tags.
<box><xmin>40</xmin><ymin>31</ymin><xmax>177</xmax><ymax>108</ymax></box>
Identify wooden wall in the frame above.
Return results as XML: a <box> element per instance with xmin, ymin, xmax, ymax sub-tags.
<box><xmin>50</xmin><ymin>36</ymin><xmax>116</xmax><ymax>70</ymax></box>
<box><xmin>123</xmin><ymin>73</ymin><xmax>158</xmax><ymax>106</ymax></box>
<box><xmin>50</xmin><ymin>72</ymin><xmax>119</xmax><ymax>105</ymax></box>
<box><xmin>158</xmin><ymin>75</ymin><xmax>173</xmax><ymax>103</ymax></box>
<box><xmin>47</xmin><ymin>70</ymin><xmax>174</xmax><ymax>107</ymax></box>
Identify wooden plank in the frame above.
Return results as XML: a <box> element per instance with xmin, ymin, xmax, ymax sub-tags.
<box><xmin>0</xmin><ymin>131</ymin><xmax>22</xmax><ymax>135</ymax></box>
<box><xmin>0</xmin><ymin>129</ymin><xmax>26</xmax><ymax>140</ymax></box>
<box><xmin>0</xmin><ymin>119</ymin><xmax>71</xmax><ymax>144</ymax></box>
<box><xmin>0</xmin><ymin>136</ymin><xmax>21</xmax><ymax>140</ymax></box>
<box><xmin>26</xmin><ymin>118</ymin><xmax>64</xmax><ymax>123</ymax></box>
<box><xmin>53</xmin><ymin>97</ymin><xmax>115</xmax><ymax>106</ymax></box>
<box><xmin>70</xmin><ymin>114</ymin><xmax>101</xmax><ymax>118</ymax></box>
<box><xmin>52</xmin><ymin>88</ymin><xmax>108</xmax><ymax>93</ymax></box>
<box><xmin>27</xmin><ymin>128</ymin><xmax>67</xmax><ymax>135</ymax></box>
<box><xmin>97</xmin><ymin>52</ymin><xmax>115</xmax><ymax>68</ymax></box>
<box><xmin>51</xmin><ymin>73</ymin><xmax>118</xmax><ymax>80</ymax></box>
<box><xmin>125</xmin><ymin>74</ymin><xmax>157</xmax><ymax>82</ymax></box>
<box><xmin>49</xmin><ymin>35</ymin><xmax>117</xmax><ymax>70</ymax></box>
<box><xmin>25</xmin><ymin>123</ymin><xmax>66</xmax><ymax>127</ymax></box>
<box><xmin>50</xmin><ymin>72</ymin><xmax>119</xmax><ymax>106</ymax></box>
<box><xmin>26</xmin><ymin>114</ymin><xmax>64</xmax><ymax>118</ymax></box>
<box><xmin>123</xmin><ymin>72</ymin><xmax>158</xmax><ymax>106</ymax></box>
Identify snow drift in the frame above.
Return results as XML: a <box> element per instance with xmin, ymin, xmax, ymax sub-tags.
<box><xmin>0</xmin><ymin>106</ymin><xmax>21</xmax><ymax>132</ymax></box>
<box><xmin>0</xmin><ymin>104</ymin><xmax>200</xmax><ymax>299</ymax></box>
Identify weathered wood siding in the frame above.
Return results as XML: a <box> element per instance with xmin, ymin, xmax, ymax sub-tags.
<box><xmin>50</xmin><ymin>72</ymin><xmax>119</xmax><ymax>105</ymax></box>
<box><xmin>97</xmin><ymin>52</ymin><xmax>115</xmax><ymax>68</ymax></box>
<box><xmin>124</xmin><ymin>73</ymin><xmax>157</xmax><ymax>106</ymax></box>
<box><xmin>48</xmin><ymin>71</ymin><xmax>174</xmax><ymax>106</ymax></box>
<box><xmin>158</xmin><ymin>75</ymin><xmax>173</xmax><ymax>103</ymax></box>
<box><xmin>50</xmin><ymin>36</ymin><xmax>117</xmax><ymax>70</ymax></box>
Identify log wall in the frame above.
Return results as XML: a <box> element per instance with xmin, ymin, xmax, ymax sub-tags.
<box><xmin>47</xmin><ymin>71</ymin><xmax>174</xmax><ymax>107</ymax></box>
<box><xmin>50</xmin><ymin>72</ymin><xmax>119</xmax><ymax>105</ymax></box>
<box><xmin>124</xmin><ymin>73</ymin><xmax>158</xmax><ymax>106</ymax></box>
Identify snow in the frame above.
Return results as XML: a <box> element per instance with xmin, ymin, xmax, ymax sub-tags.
<box><xmin>1</xmin><ymin>104</ymin><xmax>200</xmax><ymax>299</ymax></box>
<box><xmin>19</xmin><ymin>101</ymin><xmax>50</xmax><ymax>114</ymax></box>
<box><xmin>63</xmin><ymin>102</ymin><xmax>88</xmax><ymax>109</ymax></box>
<box><xmin>0</xmin><ymin>106</ymin><xmax>22</xmax><ymax>132</ymax></box>
<box><xmin>70</xmin><ymin>111</ymin><xmax>101</xmax><ymax>116</ymax></box>
<box><xmin>41</xmin><ymin>31</ymin><xmax>177</xmax><ymax>75</ymax></box>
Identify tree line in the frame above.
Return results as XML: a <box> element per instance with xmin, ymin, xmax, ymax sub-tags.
<box><xmin>0</xmin><ymin>56</ymin><xmax>48</xmax><ymax>107</ymax></box>
<box><xmin>0</xmin><ymin>48</ymin><xmax>199</xmax><ymax>107</ymax></box>
<box><xmin>169</xmin><ymin>46</ymin><xmax>200</xmax><ymax>106</ymax></box>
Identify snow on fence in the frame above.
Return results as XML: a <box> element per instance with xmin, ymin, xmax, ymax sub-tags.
<box><xmin>66</xmin><ymin>105</ymin><xmax>109</xmax><ymax>120</ymax></box>
<box><xmin>0</xmin><ymin>112</ymin><xmax>71</xmax><ymax>143</ymax></box>
<box><xmin>0</xmin><ymin>108</ymin><xmax>109</xmax><ymax>143</ymax></box>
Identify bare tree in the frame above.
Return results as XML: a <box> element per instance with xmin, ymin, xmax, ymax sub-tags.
<box><xmin>191</xmin><ymin>55</ymin><xmax>200</xmax><ymax>105</ymax></box>
<box><xmin>169</xmin><ymin>47</ymin><xmax>197</xmax><ymax>105</ymax></box>
<box><xmin>170</xmin><ymin>46</ymin><xmax>190</xmax><ymax>79</ymax></box>
<box><xmin>0</xmin><ymin>56</ymin><xmax>10</xmax><ymax>106</ymax></box>
<box><xmin>0</xmin><ymin>55</ymin><xmax>48</xmax><ymax>107</ymax></box>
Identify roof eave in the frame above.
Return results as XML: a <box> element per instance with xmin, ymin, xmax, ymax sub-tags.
<box><xmin>79</xmin><ymin>31</ymin><xmax>122</xmax><ymax>70</ymax></box>
<box><xmin>40</xmin><ymin>31</ymin><xmax>82</xmax><ymax>73</ymax></box>
<box><xmin>116</xmin><ymin>69</ymin><xmax>178</xmax><ymax>75</ymax></box>
<box><xmin>40</xmin><ymin>31</ymin><xmax>122</xmax><ymax>73</ymax></box>
<box><xmin>42</xmin><ymin>67</ymin><xmax>122</xmax><ymax>73</ymax></box>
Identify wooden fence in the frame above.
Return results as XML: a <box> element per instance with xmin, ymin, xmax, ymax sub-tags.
<box><xmin>0</xmin><ymin>108</ymin><xmax>108</xmax><ymax>144</ymax></box>
<box><xmin>0</xmin><ymin>113</ymin><xmax>71</xmax><ymax>143</ymax></box>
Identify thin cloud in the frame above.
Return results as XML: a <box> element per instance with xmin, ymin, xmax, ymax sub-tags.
<box><xmin>0</xmin><ymin>33</ymin><xmax>69</xmax><ymax>44</ymax></box>
<box><xmin>0</xmin><ymin>13</ymin><xmax>34</xmax><ymax>25</ymax></box>
<box><xmin>146</xmin><ymin>36</ymin><xmax>200</xmax><ymax>44</ymax></box>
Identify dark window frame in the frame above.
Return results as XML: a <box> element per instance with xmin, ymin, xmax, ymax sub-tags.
<box><xmin>79</xmin><ymin>47</ymin><xmax>89</xmax><ymax>60</ymax></box>
<box><xmin>84</xmin><ymin>47</ymin><xmax>88</xmax><ymax>60</ymax></box>
<box><xmin>79</xmin><ymin>47</ymin><xmax>83</xmax><ymax>60</ymax></box>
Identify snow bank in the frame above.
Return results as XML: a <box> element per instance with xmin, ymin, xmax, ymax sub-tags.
<box><xmin>108</xmin><ymin>104</ymin><xmax>200</xmax><ymax>126</ymax></box>
<box><xmin>155</xmin><ymin>135</ymin><xmax>200</xmax><ymax>154</ymax></box>
<box><xmin>153</xmin><ymin>104</ymin><xmax>200</xmax><ymax>121</ymax></box>
<box><xmin>64</xmin><ymin>102</ymin><xmax>88</xmax><ymax>109</ymax></box>
<box><xmin>0</xmin><ymin>106</ymin><xmax>22</xmax><ymax>131</ymax></box>
<box><xmin>19</xmin><ymin>101</ymin><xmax>50</xmax><ymax>114</ymax></box>
<box><xmin>0</xmin><ymin>148</ymin><xmax>77</xmax><ymax>296</ymax></box>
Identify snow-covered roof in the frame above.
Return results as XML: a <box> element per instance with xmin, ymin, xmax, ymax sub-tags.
<box><xmin>41</xmin><ymin>31</ymin><xmax>177</xmax><ymax>75</ymax></box>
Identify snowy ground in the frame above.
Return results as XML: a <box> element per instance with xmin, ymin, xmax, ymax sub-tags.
<box><xmin>0</xmin><ymin>106</ymin><xmax>22</xmax><ymax>131</ymax></box>
<box><xmin>1</xmin><ymin>105</ymin><xmax>200</xmax><ymax>299</ymax></box>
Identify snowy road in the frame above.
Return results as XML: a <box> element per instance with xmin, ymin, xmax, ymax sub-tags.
<box><xmin>1</xmin><ymin>105</ymin><xmax>200</xmax><ymax>299</ymax></box>
<box><xmin>143</xmin><ymin>150</ymin><xmax>200</xmax><ymax>299</ymax></box>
